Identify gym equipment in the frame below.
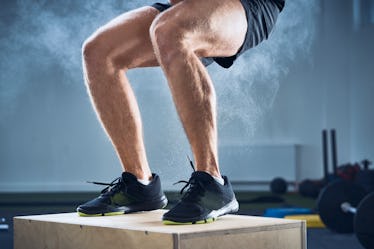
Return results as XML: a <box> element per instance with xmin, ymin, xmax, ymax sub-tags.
<box><xmin>263</xmin><ymin>207</ymin><xmax>312</xmax><ymax>218</ymax></box>
<box><xmin>318</xmin><ymin>180</ymin><xmax>366</xmax><ymax>233</ymax></box>
<box><xmin>323</xmin><ymin>129</ymin><xmax>329</xmax><ymax>180</ymax></box>
<box><xmin>270</xmin><ymin>177</ymin><xmax>288</xmax><ymax>194</ymax></box>
<box><xmin>0</xmin><ymin>217</ymin><xmax>9</xmax><ymax>231</ymax></box>
<box><xmin>298</xmin><ymin>179</ymin><xmax>324</xmax><ymax>199</ymax></box>
<box><xmin>355</xmin><ymin>159</ymin><xmax>374</xmax><ymax>193</ymax></box>
<box><xmin>317</xmin><ymin>180</ymin><xmax>374</xmax><ymax>249</ymax></box>
<box><xmin>336</xmin><ymin>162</ymin><xmax>361</xmax><ymax>181</ymax></box>
<box><xmin>330</xmin><ymin>129</ymin><xmax>338</xmax><ymax>176</ymax></box>
<box><xmin>362</xmin><ymin>159</ymin><xmax>372</xmax><ymax>170</ymax></box>
<box><xmin>284</xmin><ymin>214</ymin><xmax>325</xmax><ymax>228</ymax></box>
<box><xmin>354</xmin><ymin>192</ymin><xmax>374</xmax><ymax>249</ymax></box>
<box><xmin>14</xmin><ymin>210</ymin><xmax>306</xmax><ymax>249</ymax></box>
<box><xmin>299</xmin><ymin>129</ymin><xmax>370</xmax><ymax>198</ymax></box>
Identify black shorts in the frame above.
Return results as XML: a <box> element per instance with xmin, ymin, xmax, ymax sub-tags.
<box><xmin>151</xmin><ymin>0</ymin><xmax>285</xmax><ymax>68</ymax></box>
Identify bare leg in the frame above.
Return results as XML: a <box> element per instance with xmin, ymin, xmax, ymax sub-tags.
<box><xmin>82</xmin><ymin>7</ymin><xmax>160</xmax><ymax>180</ymax></box>
<box><xmin>150</xmin><ymin>0</ymin><xmax>247</xmax><ymax>177</ymax></box>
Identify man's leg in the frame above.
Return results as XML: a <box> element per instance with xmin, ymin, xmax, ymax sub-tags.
<box><xmin>150</xmin><ymin>0</ymin><xmax>247</xmax><ymax>178</ymax></box>
<box><xmin>77</xmin><ymin>6</ymin><xmax>168</xmax><ymax>217</ymax></box>
<box><xmin>149</xmin><ymin>0</ymin><xmax>247</xmax><ymax>224</ymax></box>
<box><xmin>82</xmin><ymin>6</ymin><xmax>159</xmax><ymax>181</ymax></box>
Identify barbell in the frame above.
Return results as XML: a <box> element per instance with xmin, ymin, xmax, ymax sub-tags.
<box><xmin>317</xmin><ymin>180</ymin><xmax>374</xmax><ymax>249</ymax></box>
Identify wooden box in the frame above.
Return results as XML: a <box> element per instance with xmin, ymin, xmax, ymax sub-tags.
<box><xmin>14</xmin><ymin>210</ymin><xmax>306</xmax><ymax>249</ymax></box>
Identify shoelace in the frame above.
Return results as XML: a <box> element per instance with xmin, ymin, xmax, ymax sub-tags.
<box><xmin>173</xmin><ymin>156</ymin><xmax>206</xmax><ymax>201</ymax></box>
<box><xmin>87</xmin><ymin>177</ymin><xmax>125</xmax><ymax>196</ymax></box>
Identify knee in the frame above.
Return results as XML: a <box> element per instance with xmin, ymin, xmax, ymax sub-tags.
<box><xmin>82</xmin><ymin>32</ymin><xmax>120</xmax><ymax>71</ymax></box>
<box><xmin>81</xmin><ymin>35</ymin><xmax>118</xmax><ymax>91</ymax></box>
<box><xmin>82</xmin><ymin>35</ymin><xmax>103</xmax><ymax>65</ymax></box>
<box><xmin>149</xmin><ymin>18</ymin><xmax>189</xmax><ymax>66</ymax></box>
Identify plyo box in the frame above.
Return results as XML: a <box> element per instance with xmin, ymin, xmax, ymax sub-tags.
<box><xmin>14</xmin><ymin>210</ymin><xmax>306</xmax><ymax>249</ymax></box>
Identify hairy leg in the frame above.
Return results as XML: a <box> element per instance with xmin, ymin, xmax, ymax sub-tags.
<box><xmin>150</xmin><ymin>0</ymin><xmax>247</xmax><ymax>177</ymax></box>
<box><xmin>82</xmin><ymin>6</ymin><xmax>160</xmax><ymax>180</ymax></box>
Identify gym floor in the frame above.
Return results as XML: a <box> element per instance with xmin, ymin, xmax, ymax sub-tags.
<box><xmin>0</xmin><ymin>191</ymin><xmax>365</xmax><ymax>249</ymax></box>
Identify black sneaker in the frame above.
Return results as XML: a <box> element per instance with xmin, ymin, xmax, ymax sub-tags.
<box><xmin>77</xmin><ymin>172</ymin><xmax>168</xmax><ymax>216</ymax></box>
<box><xmin>162</xmin><ymin>171</ymin><xmax>239</xmax><ymax>224</ymax></box>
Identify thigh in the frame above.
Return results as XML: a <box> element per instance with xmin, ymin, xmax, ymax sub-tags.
<box><xmin>154</xmin><ymin>0</ymin><xmax>248</xmax><ymax>58</ymax></box>
<box><xmin>86</xmin><ymin>6</ymin><xmax>160</xmax><ymax>69</ymax></box>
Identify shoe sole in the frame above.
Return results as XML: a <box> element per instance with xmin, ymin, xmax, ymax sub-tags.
<box><xmin>163</xmin><ymin>217</ymin><xmax>217</xmax><ymax>225</ymax></box>
<box><xmin>162</xmin><ymin>199</ymin><xmax>239</xmax><ymax>225</ymax></box>
<box><xmin>77</xmin><ymin>211</ymin><xmax>125</xmax><ymax>217</ymax></box>
<box><xmin>77</xmin><ymin>196</ymin><xmax>168</xmax><ymax>217</ymax></box>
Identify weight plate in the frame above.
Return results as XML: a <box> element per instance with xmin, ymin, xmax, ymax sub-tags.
<box><xmin>270</xmin><ymin>177</ymin><xmax>288</xmax><ymax>194</ymax></box>
<box><xmin>299</xmin><ymin>179</ymin><xmax>321</xmax><ymax>199</ymax></box>
<box><xmin>355</xmin><ymin>192</ymin><xmax>374</xmax><ymax>249</ymax></box>
<box><xmin>317</xmin><ymin>180</ymin><xmax>367</xmax><ymax>233</ymax></box>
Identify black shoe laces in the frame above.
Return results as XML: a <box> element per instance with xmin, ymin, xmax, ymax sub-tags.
<box><xmin>87</xmin><ymin>177</ymin><xmax>125</xmax><ymax>196</ymax></box>
<box><xmin>173</xmin><ymin>156</ymin><xmax>206</xmax><ymax>202</ymax></box>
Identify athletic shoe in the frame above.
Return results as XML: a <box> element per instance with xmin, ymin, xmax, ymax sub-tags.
<box><xmin>162</xmin><ymin>171</ymin><xmax>239</xmax><ymax>224</ymax></box>
<box><xmin>77</xmin><ymin>172</ymin><xmax>168</xmax><ymax>216</ymax></box>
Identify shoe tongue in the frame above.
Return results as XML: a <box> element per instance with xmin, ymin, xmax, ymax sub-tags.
<box><xmin>191</xmin><ymin>171</ymin><xmax>214</xmax><ymax>182</ymax></box>
<box><xmin>121</xmin><ymin>172</ymin><xmax>137</xmax><ymax>182</ymax></box>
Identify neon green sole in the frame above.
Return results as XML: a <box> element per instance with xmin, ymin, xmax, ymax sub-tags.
<box><xmin>163</xmin><ymin>217</ymin><xmax>216</xmax><ymax>225</ymax></box>
<box><xmin>77</xmin><ymin>211</ymin><xmax>124</xmax><ymax>217</ymax></box>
